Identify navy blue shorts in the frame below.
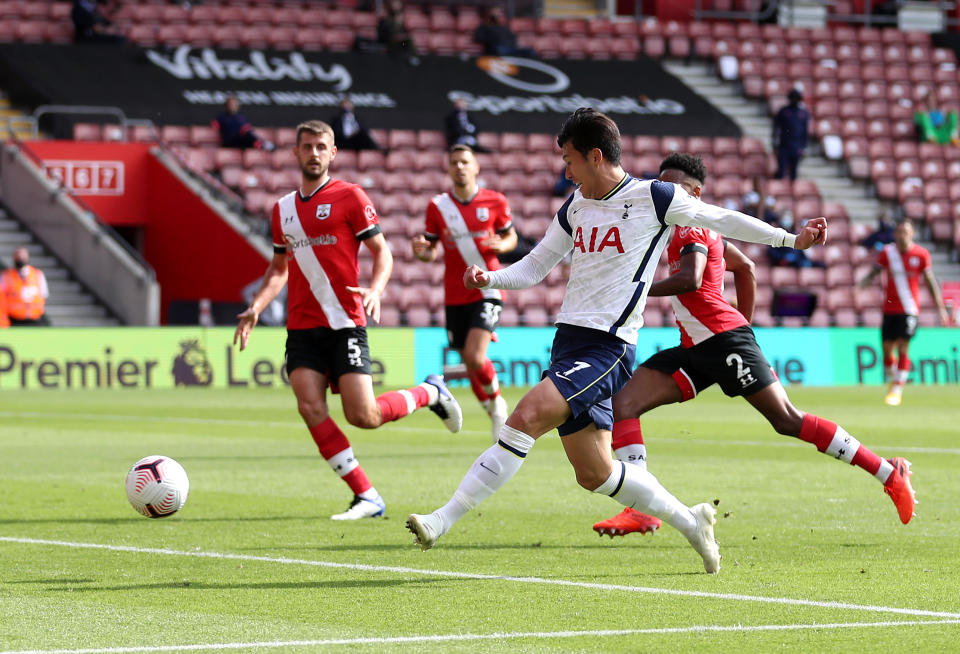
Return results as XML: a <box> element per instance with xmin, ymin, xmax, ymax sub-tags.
<box><xmin>543</xmin><ymin>324</ymin><xmax>636</xmax><ymax>436</ymax></box>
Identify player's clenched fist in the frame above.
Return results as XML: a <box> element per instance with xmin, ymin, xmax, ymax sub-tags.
<box><xmin>463</xmin><ymin>265</ymin><xmax>490</xmax><ymax>289</ymax></box>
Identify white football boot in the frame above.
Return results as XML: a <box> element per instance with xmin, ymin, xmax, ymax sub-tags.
<box><xmin>406</xmin><ymin>512</ymin><xmax>444</xmax><ymax>551</ymax></box>
<box><xmin>330</xmin><ymin>494</ymin><xmax>386</xmax><ymax>521</ymax></box>
<box><xmin>686</xmin><ymin>503</ymin><xmax>721</xmax><ymax>574</ymax></box>
<box><xmin>425</xmin><ymin>374</ymin><xmax>463</xmax><ymax>433</ymax></box>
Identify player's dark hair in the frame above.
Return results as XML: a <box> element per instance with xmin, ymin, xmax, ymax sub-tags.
<box><xmin>296</xmin><ymin>120</ymin><xmax>335</xmax><ymax>145</ymax></box>
<box><xmin>556</xmin><ymin>107</ymin><xmax>622</xmax><ymax>166</ymax></box>
<box><xmin>659</xmin><ymin>152</ymin><xmax>707</xmax><ymax>185</ymax></box>
<box><xmin>449</xmin><ymin>144</ymin><xmax>475</xmax><ymax>158</ymax></box>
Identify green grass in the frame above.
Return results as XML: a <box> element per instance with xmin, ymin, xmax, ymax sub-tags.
<box><xmin>1</xmin><ymin>384</ymin><xmax>958</xmax><ymax>653</ymax></box>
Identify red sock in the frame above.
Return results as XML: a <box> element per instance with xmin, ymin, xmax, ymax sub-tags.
<box><xmin>800</xmin><ymin>414</ymin><xmax>882</xmax><ymax>476</ymax></box>
<box><xmin>308</xmin><ymin>418</ymin><xmax>371</xmax><ymax>494</ymax></box>
<box><xmin>798</xmin><ymin>413</ymin><xmax>836</xmax><ymax>452</ymax></box>
<box><xmin>375</xmin><ymin>386</ymin><xmax>431</xmax><ymax>423</ymax></box>
<box><xmin>612</xmin><ymin>419</ymin><xmax>644</xmax><ymax>450</ymax></box>
<box><xmin>474</xmin><ymin>359</ymin><xmax>500</xmax><ymax>396</ymax></box>
<box><xmin>883</xmin><ymin>354</ymin><xmax>896</xmax><ymax>369</ymax></box>
<box><xmin>468</xmin><ymin>372</ymin><xmax>491</xmax><ymax>403</ymax></box>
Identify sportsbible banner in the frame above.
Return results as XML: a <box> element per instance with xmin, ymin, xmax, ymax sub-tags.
<box><xmin>0</xmin><ymin>43</ymin><xmax>740</xmax><ymax>136</ymax></box>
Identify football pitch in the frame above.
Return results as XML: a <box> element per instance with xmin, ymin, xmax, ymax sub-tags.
<box><xmin>1</xmin><ymin>384</ymin><xmax>958</xmax><ymax>653</ymax></box>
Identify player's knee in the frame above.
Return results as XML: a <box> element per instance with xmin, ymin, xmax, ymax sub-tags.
<box><xmin>343</xmin><ymin>406</ymin><xmax>379</xmax><ymax>430</ymax></box>
<box><xmin>575</xmin><ymin>466</ymin><xmax>608</xmax><ymax>491</ymax></box>
<box><xmin>296</xmin><ymin>399</ymin><xmax>327</xmax><ymax>424</ymax></box>
<box><xmin>769</xmin><ymin>408</ymin><xmax>803</xmax><ymax>436</ymax></box>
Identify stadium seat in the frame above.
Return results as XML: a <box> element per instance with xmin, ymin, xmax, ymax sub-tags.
<box><xmin>73</xmin><ymin>123</ymin><xmax>102</xmax><ymax>141</ymax></box>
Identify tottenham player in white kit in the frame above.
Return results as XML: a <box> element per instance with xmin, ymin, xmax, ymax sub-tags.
<box><xmin>406</xmin><ymin>108</ymin><xmax>826</xmax><ymax>573</ymax></box>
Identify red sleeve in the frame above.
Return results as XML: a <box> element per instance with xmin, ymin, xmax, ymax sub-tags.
<box><xmin>494</xmin><ymin>193</ymin><xmax>513</xmax><ymax>231</ymax></box>
<box><xmin>347</xmin><ymin>185</ymin><xmax>380</xmax><ymax>236</ymax></box>
<box><xmin>876</xmin><ymin>248</ymin><xmax>888</xmax><ymax>268</ymax></box>
<box><xmin>424</xmin><ymin>200</ymin><xmax>441</xmax><ymax>237</ymax></box>
<box><xmin>674</xmin><ymin>226</ymin><xmax>711</xmax><ymax>248</ymax></box>
<box><xmin>270</xmin><ymin>203</ymin><xmax>284</xmax><ymax>251</ymax></box>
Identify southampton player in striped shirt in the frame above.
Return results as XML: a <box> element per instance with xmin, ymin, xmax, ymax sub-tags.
<box><xmin>235</xmin><ymin>120</ymin><xmax>463</xmax><ymax>521</ymax></box>
<box><xmin>859</xmin><ymin>218</ymin><xmax>950</xmax><ymax>406</ymax></box>
<box><xmin>406</xmin><ymin>108</ymin><xmax>827</xmax><ymax>573</ymax></box>
<box><xmin>411</xmin><ymin>145</ymin><xmax>517</xmax><ymax>442</ymax></box>
<box><xmin>591</xmin><ymin>153</ymin><xmax>917</xmax><ymax>539</ymax></box>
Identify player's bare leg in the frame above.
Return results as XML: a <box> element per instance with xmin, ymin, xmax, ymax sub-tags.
<box><xmin>290</xmin><ymin>369</ymin><xmax>385</xmax><ymax>519</ymax></box>
<box><xmin>563</xmin><ymin>426</ymin><xmax>719</xmax><ymax>573</ymax></box>
<box><xmin>339</xmin><ymin>371</ymin><xmax>462</xmax><ymax>433</ymax></box>
<box><xmin>593</xmin><ymin>367</ymin><xmax>684</xmax><ymax>537</ymax></box>
<box><xmin>746</xmin><ymin>381</ymin><xmax>916</xmax><ymax>523</ymax></box>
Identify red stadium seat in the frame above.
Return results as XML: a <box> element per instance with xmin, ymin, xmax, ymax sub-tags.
<box><xmin>73</xmin><ymin>123</ymin><xmax>102</xmax><ymax>141</ymax></box>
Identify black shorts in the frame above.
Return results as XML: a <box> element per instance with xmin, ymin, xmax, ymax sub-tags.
<box><xmin>285</xmin><ymin>326</ymin><xmax>372</xmax><ymax>381</ymax></box>
<box><xmin>881</xmin><ymin>314</ymin><xmax>918</xmax><ymax>342</ymax></box>
<box><xmin>641</xmin><ymin>326</ymin><xmax>777</xmax><ymax>399</ymax></box>
<box><xmin>445</xmin><ymin>299</ymin><xmax>502</xmax><ymax>350</ymax></box>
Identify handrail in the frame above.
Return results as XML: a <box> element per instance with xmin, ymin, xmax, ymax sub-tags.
<box><xmin>10</xmin><ymin>138</ymin><xmax>156</xmax><ymax>280</ymax></box>
<box><xmin>31</xmin><ymin>104</ymin><xmax>130</xmax><ymax>141</ymax></box>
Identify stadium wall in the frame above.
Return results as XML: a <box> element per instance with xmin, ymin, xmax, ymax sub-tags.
<box><xmin>0</xmin><ymin>327</ymin><xmax>957</xmax><ymax>390</ymax></box>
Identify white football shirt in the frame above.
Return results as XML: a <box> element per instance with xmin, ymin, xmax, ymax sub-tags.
<box><xmin>485</xmin><ymin>176</ymin><xmax>794</xmax><ymax>344</ymax></box>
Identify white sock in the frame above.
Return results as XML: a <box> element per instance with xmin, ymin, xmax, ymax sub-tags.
<box><xmin>894</xmin><ymin>368</ymin><xmax>909</xmax><ymax>384</ymax></box>
<box><xmin>433</xmin><ymin>425</ymin><xmax>535</xmax><ymax>533</ymax></box>
<box><xmin>613</xmin><ymin>444</ymin><xmax>647</xmax><ymax>470</ymax></box>
<box><xmin>593</xmin><ymin>461</ymin><xmax>697</xmax><ymax>537</ymax></box>
<box><xmin>420</xmin><ymin>381</ymin><xmax>439</xmax><ymax>405</ymax></box>
<box><xmin>358</xmin><ymin>488</ymin><xmax>380</xmax><ymax>502</ymax></box>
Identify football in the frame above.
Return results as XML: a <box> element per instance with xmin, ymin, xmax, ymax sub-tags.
<box><xmin>125</xmin><ymin>455</ymin><xmax>189</xmax><ymax>518</ymax></box>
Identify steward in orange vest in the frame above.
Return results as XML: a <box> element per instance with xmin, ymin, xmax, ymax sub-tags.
<box><xmin>2</xmin><ymin>248</ymin><xmax>49</xmax><ymax>325</ymax></box>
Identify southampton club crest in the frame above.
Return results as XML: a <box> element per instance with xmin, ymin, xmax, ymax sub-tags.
<box><xmin>316</xmin><ymin>204</ymin><xmax>332</xmax><ymax>220</ymax></box>
<box><xmin>476</xmin><ymin>207</ymin><xmax>489</xmax><ymax>222</ymax></box>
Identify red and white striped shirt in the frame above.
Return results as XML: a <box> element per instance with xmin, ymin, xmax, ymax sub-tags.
<box><xmin>271</xmin><ymin>179</ymin><xmax>381</xmax><ymax>330</ymax></box>
<box><xmin>424</xmin><ymin>188</ymin><xmax>513</xmax><ymax>306</ymax></box>
<box><xmin>668</xmin><ymin>226</ymin><xmax>748</xmax><ymax>347</ymax></box>
<box><xmin>876</xmin><ymin>242</ymin><xmax>931</xmax><ymax>316</ymax></box>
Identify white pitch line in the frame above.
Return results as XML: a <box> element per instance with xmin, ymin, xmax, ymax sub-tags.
<box><xmin>2</xmin><ymin>537</ymin><xmax>959</xmax><ymax>620</ymax></box>
<box><xmin>2</xmin><ymin>620</ymin><xmax>959</xmax><ymax>654</ymax></box>
<box><xmin>3</xmin><ymin>411</ymin><xmax>959</xmax><ymax>455</ymax></box>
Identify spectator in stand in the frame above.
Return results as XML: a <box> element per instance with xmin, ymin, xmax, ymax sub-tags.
<box><xmin>472</xmin><ymin>7</ymin><xmax>536</xmax><ymax>57</ymax></box>
<box><xmin>329</xmin><ymin>99</ymin><xmax>385</xmax><ymax>153</ymax></box>
<box><xmin>1</xmin><ymin>247</ymin><xmax>49</xmax><ymax>326</ymax></box>
<box><xmin>914</xmin><ymin>89</ymin><xmax>959</xmax><ymax>146</ymax></box>
<box><xmin>377</xmin><ymin>0</ymin><xmax>419</xmax><ymax>65</ymax></box>
<box><xmin>860</xmin><ymin>211</ymin><xmax>896</xmax><ymax>251</ymax></box>
<box><xmin>553</xmin><ymin>167</ymin><xmax>576</xmax><ymax>197</ymax></box>
<box><xmin>772</xmin><ymin>89</ymin><xmax>810</xmax><ymax>180</ymax></box>
<box><xmin>444</xmin><ymin>98</ymin><xmax>492</xmax><ymax>153</ymax></box>
<box><xmin>213</xmin><ymin>96</ymin><xmax>275</xmax><ymax>151</ymax></box>
<box><xmin>71</xmin><ymin>0</ymin><xmax>125</xmax><ymax>43</ymax></box>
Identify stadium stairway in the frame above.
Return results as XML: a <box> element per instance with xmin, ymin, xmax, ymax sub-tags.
<box><xmin>664</xmin><ymin>58</ymin><xmax>960</xmax><ymax>284</ymax></box>
<box><xmin>0</xmin><ymin>206</ymin><xmax>120</xmax><ymax>326</ymax></box>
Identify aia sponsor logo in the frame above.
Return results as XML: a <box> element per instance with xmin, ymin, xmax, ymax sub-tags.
<box><xmin>572</xmin><ymin>225</ymin><xmax>624</xmax><ymax>254</ymax></box>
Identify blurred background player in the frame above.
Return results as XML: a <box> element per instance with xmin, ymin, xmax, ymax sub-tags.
<box><xmin>406</xmin><ymin>108</ymin><xmax>828</xmax><ymax>573</ymax></box>
<box><xmin>859</xmin><ymin>218</ymin><xmax>950</xmax><ymax>406</ymax></box>
<box><xmin>411</xmin><ymin>145</ymin><xmax>517</xmax><ymax>442</ymax></box>
<box><xmin>592</xmin><ymin>153</ymin><xmax>918</xmax><ymax>539</ymax></box>
<box><xmin>772</xmin><ymin>88</ymin><xmax>809</xmax><ymax>181</ymax></box>
<box><xmin>235</xmin><ymin>120</ymin><xmax>462</xmax><ymax>521</ymax></box>
<box><xmin>213</xmin><ymin>96</ymin><xmax>275</xmax><ymax>151</ymax></box>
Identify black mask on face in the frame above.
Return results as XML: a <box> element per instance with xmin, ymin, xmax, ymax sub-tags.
<box><xmin>13</xmin><ymin>259</ymin><xmax>26</xmax><ymax>269</ymax></box>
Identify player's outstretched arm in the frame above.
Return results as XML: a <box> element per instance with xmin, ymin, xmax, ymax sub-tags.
<box><xmin>235</xmin><ymin>253</ymin><xmax>288</xmax><ymax>351</ymax></box>
<box><xmin>647</xmin><ymin>251</ymin><xmax>706</xmax><ymax>297</ymax></box>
